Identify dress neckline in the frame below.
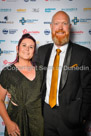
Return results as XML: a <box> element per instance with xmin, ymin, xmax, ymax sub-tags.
<box><xmin>12</xmin><ymin>64</ymin><xmax>37</xmax><ymax>82</ymax></box>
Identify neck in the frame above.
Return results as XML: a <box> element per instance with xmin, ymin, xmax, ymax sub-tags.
<box><xmin>17</xmin><ymin>59</ymin><xmax>32</xmax><ymax>67</ymax></box>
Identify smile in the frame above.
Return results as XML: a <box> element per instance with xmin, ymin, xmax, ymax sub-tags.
<box><xmin>56</xmin><ymin>32</ymin><xmax>65</xmax><ymax>35</ymax></box>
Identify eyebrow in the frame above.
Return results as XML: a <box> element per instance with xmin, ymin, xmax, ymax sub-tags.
<box><xmin>21</xmin><ymin>43</ymin><xmax>26</xmax><ymax>44</ymax></box>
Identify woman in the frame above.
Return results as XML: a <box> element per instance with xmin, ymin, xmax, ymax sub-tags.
<box><xmin>0</xmin><ymin>33</ymin><xmax>44</xmax><ymax>136</ymax></box>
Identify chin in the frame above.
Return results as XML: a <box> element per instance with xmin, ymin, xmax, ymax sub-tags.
<box><xmin>52</xmin><ymin>34</ymin><xmax>69</xmax><ymax>46</ymax></box>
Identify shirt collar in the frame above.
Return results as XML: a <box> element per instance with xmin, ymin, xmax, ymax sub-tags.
<box><xmin>53</xmin><ymin>43</ymin><xmax>68</xmax><ymax>53</ymax></box>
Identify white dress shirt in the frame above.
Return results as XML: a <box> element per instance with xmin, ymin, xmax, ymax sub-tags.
<box><xmin>45</xmin><ymin>43</ymin><xmax>68</xmax><ymax>106</ymax></box>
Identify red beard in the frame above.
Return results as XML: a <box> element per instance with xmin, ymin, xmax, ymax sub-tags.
<box><xmin>52</xmin><ymin>30</ymin><xmax>69</xmax><ymax>46</ymax></box>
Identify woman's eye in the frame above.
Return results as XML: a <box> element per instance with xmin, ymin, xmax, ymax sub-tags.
<box><xmin>30</xmin><ymin>46</ymin><xmax>34</xmax><ymax>48</ymax></box>
<box><xmin>22</xmin><ymin>44</ymin><xmax>26</xmax><ymax>47</ymax></box>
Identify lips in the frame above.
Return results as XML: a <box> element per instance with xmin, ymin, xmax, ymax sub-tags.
<box><xmin>55</xmin><ymin>30</ymin><xmax>65</xmax><ymax>35</ymax></box>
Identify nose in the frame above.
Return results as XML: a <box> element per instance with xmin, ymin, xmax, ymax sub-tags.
<box><xmin>26</xmin><ymin>46</ymin><xmax>29</xmax><ymax>51</ymax></box>
<box><xmin>58</xmin><ymin>23</ymin><xmax>63</xmax><ymax>30</ymax></box>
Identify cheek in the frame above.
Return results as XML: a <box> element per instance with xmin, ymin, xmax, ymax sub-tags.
<box><xmin>64</xmin><ymin>26</ymin><xmax>70</xmax><ymax>32</ymax></box>
<box><xmin>19</xmin><ymin>47</ymin><xmax>23</xmax><ymax>52</ymax></box>
<box><xmin>52</xmin><ymin>26</ymin><xmax>57</xmax><ymax>32</ymax></box>
<box><xmin>30</xmin><ymin>49</ymin><xmax>35</xmax><ymax>55</ymax></box>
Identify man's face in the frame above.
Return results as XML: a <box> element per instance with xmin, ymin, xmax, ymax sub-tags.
<box><xmin>50</xmin><ymin>12</ymin><xmax>71</xmax><ymax>47</ymax></box>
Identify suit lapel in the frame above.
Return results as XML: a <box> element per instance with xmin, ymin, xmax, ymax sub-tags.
<box><xmin>41</xmin><ymin>43</ymin><xmax>53</xmax><ymax>99</ymax></box>
<box><xmin>43</xmin><ymin>43</ymin><xmax>53</xmax><ymax>77</ymax></box>
<box><xmin>59</xmin><ymin>42</ymin><xmax>73</xmax><ymax>92</ymax></box>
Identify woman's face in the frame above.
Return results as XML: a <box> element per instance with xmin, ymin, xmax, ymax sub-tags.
<box><xmin>17</xmin><ymin>38</ymin><xmax>35</xmax><ymax>61</ymax></box>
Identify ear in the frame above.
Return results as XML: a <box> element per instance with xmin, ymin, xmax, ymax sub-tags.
<box><xmin>50</xmin><ymin>23</ymin><xmax>52</xmax><ymax>29</ymax></box>
<box><xmin>16</xmin><ymin>46</ymin><xmax>18</xmax><ymax>53</ymax></box>
<box><xmin>70</xmin><ymin>23</ymin><xmax>72</xmax><ymax>29</ymax></box>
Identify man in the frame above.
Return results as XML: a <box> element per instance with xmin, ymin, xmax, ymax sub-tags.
<box><xmin>36</xmin><ymin>11</ymin><xmax>91</xmax><ymax>136</ymax></box>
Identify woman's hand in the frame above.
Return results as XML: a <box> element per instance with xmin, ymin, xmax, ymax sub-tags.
<box><xmin>6</xmin><ymin>120</ymin><xmax>20</xmax><ymax>136</ymax></box>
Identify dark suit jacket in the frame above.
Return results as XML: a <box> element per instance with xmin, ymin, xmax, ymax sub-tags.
<box><xmin>35</xmin><ymin>41</ymin><xmax>91</xmax><ymax>128</ymax></box>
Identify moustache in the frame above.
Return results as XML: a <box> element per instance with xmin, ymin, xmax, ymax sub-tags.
<box><xmin>55</xmin><ymin>30</ymin><xmax>65</xmax><ymax>34</ymax></box>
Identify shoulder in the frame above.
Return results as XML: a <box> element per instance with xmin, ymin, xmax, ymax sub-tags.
<box><xmin>70</xmin><ymin>41</ymin><xmax>91</xmax><ymax>57</ymax></box>
<box><xmin>0</xmin><ymin>64</ymin><xmax>15</xmax><ymax>74</ymax></box>
<box><xmin>71</xmin><ymin>41</ymin><xmax>90</xmax><ymax>52</ymax></box>
<box><xmin>38</xmin><ymin>43</ymin><xmax>53</xmax><ymax>51</ymax></box>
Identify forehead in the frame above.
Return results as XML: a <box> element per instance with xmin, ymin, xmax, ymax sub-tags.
<box><xmin>52</xmin><ymin>12</ymin><xmax>69</xmax><ymax>22</ymax></box>
<box><xmin>21</xmin><ymin>38</ymin><xmax>35</xmax><ymax>44</ymax></box>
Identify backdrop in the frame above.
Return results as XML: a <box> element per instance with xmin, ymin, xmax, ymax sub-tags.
<box><xmin>0</xmin><ymin>0</ymin><xmax>91</xmax><ymax>135</ymax></box>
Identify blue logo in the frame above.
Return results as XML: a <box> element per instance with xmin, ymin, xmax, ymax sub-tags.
<box><xmin>0</xmin><ymin>132</ymin><xmax>4</xmax><ymax>135</ymax></box>
<box><xmin>61</xmin><ymin>8</ymin><xmax>77</xmax><ymax>12</ymax></box>
<box><xmin>19</xmin><ymin>17</ymin><xmax>38</xmax><ymax>25</ymax></box>
<box><xmin>2</xmin><ymin>29</ymin><xmax>18</xmax><ymax>34</ymax></box>
<box><xmin>44</xmin><ymin>29</ymin><xmax>50</xmax><ymax>35</ymax></box>
<box><xmin>45</xmin><ymin>8</ymin><xmax>56</xmax><ymax>12</ymax></box>
<box><xmin>44</xmin><ymin>22</ymin><xmax>51</xmax><ymax>24</ymax></box>
<box><xmin>24</xmin><ymin>0</ymin><xmax>36</xmax><ymax>1</ymax></box>
<box><xmin>9</xmin><ymin>29</ymin><xmax>18</xmax><ymax>34</ymax></box>
<box><xmin>75</xmin><ymin>41</ymin><xmax>90</xmax><ymax>45</ymax></box>
<box><xmin>72</xmin><ymin>17</ymin><xmax>79</xmax><ymax>25</ymax></box>
<box><xmin>24</xmin><ymin>0</ymin><xmax>29</xmax><ymax>2</ymax></box>
<box><xmin>0</xmin><ymin>48</ymin><xmax>3</xmax><ymax>56</ymax></box>
<box><xmin>19</xmin><ymin>17</ymin><xmax>26</xmax><ymax>25</ymax></box>
<box><xmin>89</xmin><ymin>29</ymin><xmax>91</xmax><ymax>35</ymax></box>
<box><xmin>2</xmin><ymin>29</ymin><xmax>8</xmax><ymax>34</ymax></box>
<box><xmin>0</xmin><ymin>40</ymin><xmax>5</xmax><ymax>44</ymax></box>
<box><xmin>0</xmin><ymin>9</ymin><xmax>11</xmax><ymax>12</ymax></box>
<box><xmin>11</xmin><ymin>41</ymin><xmax>18</xmax><ymax>44</ymax></box>
<box><xmin>4</xmin><ymin>16</ymin><xmax>8</xmax><ymax>21</ymax></box>
<box><xmin>0</xmin><ymin>16</ymin><xmax>14</xmax><ymax>24</ymax></box>
<box><xmin>0</xmin><ymin>48</ymin><xmax>14</xmax><ymax>56</ymax></box>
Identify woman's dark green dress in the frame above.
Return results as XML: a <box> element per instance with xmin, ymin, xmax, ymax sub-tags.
<box><xmin>0</xmin><ymin>64</ymin><xmax>44</xmax><ymax>136</ymax></box>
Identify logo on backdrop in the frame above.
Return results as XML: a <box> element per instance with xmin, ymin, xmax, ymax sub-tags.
<box><xmin>44</xmin><ymin>21</ymin><xmax>51</xmax><ymax>24</ymax></box>
<box><xmin>24</xmin><ymin>0</ymin><xmax>36</xmax><ymax>2</ymax></box>
<box><xmin>0</xmin><ymin>16</ymin><xmax>14</xmax><ymax>24</ymax></box>
<box><xmin>45</xmin><ymin>0</ymin><xmax>61</xmax><ymax>1</ymax></box>
<box><xmin>0</xmin><ymin>48</ymin><xmax>3</xmax><ymax>56</ymax></box>
<box><xmin>0</xmin><ymin>8</ymin><xmax>11</xmax><ymax>12</ymax></box>
<box><xmin>72</xmin><ymin>17</ymin><xmax>79</xmax><ymax>25</ymax></box>
<box><xmin>0</xmin><ymin>132</ymin><xmax>4</xmax><ymax>135</ymax></box>
<box><xmin>71</xmin><ymin>30</ymin><xmax>84</xmax><ymax>35</ymax></box>
<box><xmin>75</xmin><ymin>41</ymin><xmax>91</xmax><ymax>46</ymax></box>
<box><xmin>0</xmin><ymin>40</ymin><xmax>5</xmax><ymax>44</ymax></box>
<box><xmin>0</xmin><ymin>48</ymin><xmax>15</xmax><ymax>56</ymax></box>
<box><xmin>32</xmin><ymin>8</ymin><xmax>39</xmax><ymax>12</ymax></box>
<box><xmin>44</xmin><ymin>29</ymin><xmax>50</xmax><ymax>35</ymax></box>
<box><xmin>89</xmin><ymin>29</ymin><xmax>91</xmax><ymax>35</ymax></box>
<box><xmin>3</xmin><ymin>60</ymin><xmax>12</xmax><ymax>65</ymax></box>
<box><xmin>83</xmin><ymin>8</ymin><xmax>91</xmax><ymax>11</ymax></box>
<box><xmin>72</xmin><ymin>17</ymin><xmax>91</xmax><ymax>25</ymax></box>
<box><xmin>23</xmin><ymin>29</ymin><xmax>40</xmax><ymax>34</ymax></box>
<box><xmin>45</xmin><ymin>8</ymin><xmax>56</xmax><ymax>12</ymax></box>
<box><xmin>17</xmin><ymin>9</ymin><xmax>26</xmax><ymax>12</ymax></box>
<box><xmin>19</xmin><ymin>17</ymin><xmax>38</xmax><ymax>25</ymax></box>
<box><xmin>61</xmin><ymin>8</ymin><xmax>77</xmax><ymax>12</ymax></box>
<box><xmin>2</xmin><ymin>29</ymin><xmax>18</xmax><ymax>34</ymax></box>
<box><xmin>10</xmin><ymin>41</ymin><xmax>18</xmax><ymax>44</ymax></box>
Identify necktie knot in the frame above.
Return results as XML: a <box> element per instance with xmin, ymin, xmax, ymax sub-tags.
<box><xmin>56</xmin><ymin>49</ymin><xmax>61</xmax><ymax>55</ymax></box>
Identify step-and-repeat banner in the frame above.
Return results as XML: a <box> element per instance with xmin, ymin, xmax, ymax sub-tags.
<box><xmin>0</xmin><ymin>0</ymin><xmax>91</xmax><ymax>135</ymax></box>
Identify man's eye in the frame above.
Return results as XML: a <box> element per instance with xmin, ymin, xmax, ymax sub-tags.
<box><xmin>63</xmin><ymin>22</ymin><xmax>68</xmax><ymax>25</ymax></box>
<box><xmin>54</xmin><ymin>22</ymin><xmax>59</xmax><ymax>25</ymax></box>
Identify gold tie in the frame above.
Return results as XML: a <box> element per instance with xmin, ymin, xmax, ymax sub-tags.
<box><xmin>49</xmin><ymin>49</ymin><xmax>61</xmax><ymax>108</ymax></box>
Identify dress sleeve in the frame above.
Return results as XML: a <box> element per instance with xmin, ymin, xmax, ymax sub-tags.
<box><xmin>0</xmin><ymin>68</ymin><xmax>9</xmax><ymax>89</ymax></box>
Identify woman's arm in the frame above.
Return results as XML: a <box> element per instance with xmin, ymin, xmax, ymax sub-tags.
<box><xmin>0</xmin><ymin>85</ymin><xmax>20</xmax><ymax>136</ymax></box>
